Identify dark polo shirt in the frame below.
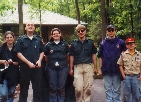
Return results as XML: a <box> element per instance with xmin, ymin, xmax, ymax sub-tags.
<box><xmin>45</xmin><ymin>40</ymin><xmax>69</xmax><ymax>68</ymax></box>
<box><xmin>69</xmin><ymin>38</ymin><xmax>97</xmax><ymax>65</ymax></box>
<box><xmin>14</xmin><ymin>34</ymin><xmax>44</xmax><ymax>64</ymax></box>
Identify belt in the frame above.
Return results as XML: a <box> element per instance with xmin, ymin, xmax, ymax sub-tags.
<box><xmin>125</xmin><ymin>74</ymin><xmax>139</xmax><ymax>76</ymax></box>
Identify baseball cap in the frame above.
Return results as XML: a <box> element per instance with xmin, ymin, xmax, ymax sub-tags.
<box><xmin>106</xmin><ymin>24</ymin><xmax>116</xmax><ymax>30</ymax></box>
<box><xmin>76</xmin><ymin>24</ymin><xmax>86</xmax><ymax>31</ymax></box>
<box><xmin>125</xmin><ymin>38</ymin><xmax>135</xmax><ymax>43</ymax></box>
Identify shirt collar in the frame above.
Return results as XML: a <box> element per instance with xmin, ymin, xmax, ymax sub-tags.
<box><xmin>125</xmin><ymin>49</ymin><xmax>139</xmax><ymax>54</ymax></box>
<box><xmin>77</xmin><ymin>38</ymin><xmax>88</xmax><ymax>43</ymax></box>
<box><xmin>50</xmin><ymin>40</ymin><xmax>63</xmax><ymax>44</ymax></box>
<box><xmin>23</xmin><ymin>34</ymin><xmax>38</xmax><ymax>40</ymax></box>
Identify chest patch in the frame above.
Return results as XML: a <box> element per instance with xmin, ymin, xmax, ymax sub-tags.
<box><xmin>116</xmin><ymin>44</ymin><xmax>119</xmax><ymax>48</ymax></box>
<box><xmin>50</xmin><ymin>50</ymin><xmax>53</xmax><ymax>53</ymax></box>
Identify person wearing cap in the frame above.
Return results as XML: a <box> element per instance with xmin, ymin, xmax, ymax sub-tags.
<box><xmin>117</xmin><ymin>38</ymin><xmax>141</xmax><ymax>102</ymax></box>
<box><xmin>97</xmin><ymin>24</ymin><xmax>126</xmax><ymax>102</ymax></box>
<box><xmin>69</xmin><ymin>24</ymin><xmax>98</xmax><ymax>102</ymax></box>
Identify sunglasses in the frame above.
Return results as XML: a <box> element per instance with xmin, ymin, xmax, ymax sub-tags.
<box><xmin>107</xmin><ymin>29</ymin><xmax>114</xmax><ymax>32</ymax></box>
<box><xmin>77</xmin><ymin>29</ymin><xmax>85</xmax><ymax>33</ymax></box>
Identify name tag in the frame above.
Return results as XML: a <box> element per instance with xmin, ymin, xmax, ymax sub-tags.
<box><xmin>55</xmin><ymin>62</ymin><xmax>59</xmax><ymax>66</ymax></box>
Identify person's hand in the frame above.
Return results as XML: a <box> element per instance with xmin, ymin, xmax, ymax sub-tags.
<box><xmin>7</xmin><ymin>59</ymin><xmax>13</xmax><ymax>64</ymax></box>
<box><xmin>94</xmin><ymin>68</ymin><xmax>98</xmax><ymax>75</ymax></box>
<box><xmin>122</xmin><ymin>75</ymin><xmax>126</xmax><ymax>80</ymax></box>
<box><xmin>35</xmin><ymin>60</ymin><xmax>41</xmax><ymax>68</ymax></box>
<box><xmin>3</xmin><ymin>60</ymin><xmax>9</xmax><ymax>66</ymax></box>
<box><xmin>69</xmin><ymin>69</ymin><xmax>73</xmax><ymax>76</ymax></box>
<box><xmin>138</xmin><ymin>76</ymin><xmax>141</xmax><ymax>81</ymax></box>
<box><xmin>28</xmin><ymin>61</ymin><xmax>36</xmax><ymax>68</ymax></box>
<box><xmin>12</xmin><ymin>62</ymin><xmax>18</xmax><ymax>66</ymax></box>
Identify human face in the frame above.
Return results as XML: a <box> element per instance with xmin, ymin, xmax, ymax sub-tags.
<box><xmin>126</xmin><ymin>42</ymin><xmax>136</xmax><ymax>51</ymax></box>
<box><xmin>5</xmin><ymin>34</ymin><xmax>14</xmax><ymax>44</ymax></box>
<box><xmin>106</xmin><ymin>28</ymin><xmax>116</xmax><ymax>38</ymax></box>
<box><xmin>77</xmin><ymin>29</ymin><xmax>86</xmax><ymax>39</ymax></box>
<box><xmin>25</xmin><ymin>22</ymin><xmax>35</xmax><ymax>33</ymax></box>
<box><xmin>52</xmin><ymin>30</ymin><xmax>61</xmax><ymax>41</ymax></box>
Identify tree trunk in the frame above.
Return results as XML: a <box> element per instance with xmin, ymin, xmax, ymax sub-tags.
<box><xmin>100</xmin><ymin>0</ymin><xmax>107</xmax><ymax>40</ymax></box>
<box><xmin>39</xmin><ymin>3</ymin><xmax>42</xmax><ymax>37</ymax></box>
<box><xmin>75</xmin><ymin>0</ymin><xmax>80</xmax><ymax>24</ymax></box>
<box><xmin>18</xmin><ymin>0</ymin><xmax>24</xmax><ymax>36</ymax></box>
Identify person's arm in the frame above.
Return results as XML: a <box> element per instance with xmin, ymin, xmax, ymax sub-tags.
<box><xmin>97</xmin><ymin>42</ymin><xmax>104</xmax><ymax>75</ymax></box>
<box><xmin>12</xmin><ymin>62</ymin><xmax>18</xmax><ymax>66</ymax></box>
<box><xmin>67</xmin><ymin>44</ymin><xmax>70</xmax><ymax>63</ymax></box>
<box><xmin>67</xmin><ymin>54</ymin><xmax>69</xmax><ymax>63</ymax></box>
<box><xmin>138</xmin><ymin>54</ymin><xmax>141</xmax><ymax>81</ymax></box>
<box><xmin>117</xmin><ymin>53</ymin><xmax>125</xmax><ymax>79</ymax></box>
<box><xmin>99</xmin><ymin>57</ymin><xmax>102</xmax><ymax>75</ymax></box>
<box><xmin>92</xmin><ymin>54</ymin><xmax>98</xmax><ymax>75</ymax></box>
<box><xmin>36</xmin><ymin>52</ymin><xmax>44</xmax><ymax>68</ymax></box>
<box><xmin>7</xmin><ymin>55</ymin><xmax>18</xmax><ymax>66</ymax></box>
<box><xmin>69</xmin><ymin>56</ymin><xmax>74</xmax><ymax>76</ymax></box>
<box><xmin>119</xmin><ymin>65</ymin><xmax>126</xmax><ymax>79</ymax></box>
<box><xmin>0</xmin><ymin>60</ymin><xmax>8</xmax><ymax>66</ymax></box>
<box><xmin>17</xmin><ymin>52</ymin><xmax>35</xmax><ymax>68</ymax></box>
<box><xmin>138</xmin><ymin>67</ymin><xmax>141</xmax><ymax>81</ymax></box>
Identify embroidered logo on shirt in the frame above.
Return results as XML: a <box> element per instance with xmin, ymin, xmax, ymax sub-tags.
<box><xmin>50</xmin><ymin>50</ymin><xmax>53</xmax><ymax>53</ymax></box>
<box><xmin>135</xmin><ymin>54</ymin><xmax>140</xmax><ymax>61</ymax></box>
<box><xmin>23</xmin><ymin>43</ymin><xmax>28</xmax><ymax>47</ymax></box>
<box><xmin>116</xmin><ymin>44</ymin><xmax>119</xmax><ymax>48</ymax></box>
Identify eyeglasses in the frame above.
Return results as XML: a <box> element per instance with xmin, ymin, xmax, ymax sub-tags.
<box><xmin>107</xmin><ymin>29</ymin><xmax>114</xmax><ymax>32</ymax></box>
<box><xmin>77</xmin><ymin>29</ymin><xmax>85</xmax><ymax>33</ymax></box>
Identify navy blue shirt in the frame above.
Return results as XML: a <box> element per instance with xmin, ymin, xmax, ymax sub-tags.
<box><xmin>0</xmin><ymin>44</ymin><xmax>18</xmax><ymax>69</ymax></box>
<box><xmin>45</xmin><ymin>40</ymin><xmax>69</xmax><ymax>68</ymax></box>
<box><xmin>14</xmin><ymin>34</ymin><xmax>44</xmax><ymax>64</ymax></box>
<box><xmin>0</xmin><ymin>43</ymin><xmax>19</xmax><ymax>85</ymax></box>
<box><xmin>69</xmin><ymin>38</ymin><xmax>97</xmax><ymax>64</ymax></box>
<box><xmin>97</xmin><ymin>37</ymin><xmax>126</xmax><ymax>75</ymax></box>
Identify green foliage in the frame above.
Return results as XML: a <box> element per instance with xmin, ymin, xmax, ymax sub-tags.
<box><xmin>87</xmin><ymin>19</ymin><xmax>102</xmax><ymax>46</ymax></box>
<box><xmin>65</xmin><ymin>31</ymin><xmax>78</xmax><ymax>44</ymax></box>
<box><xmin>107</xmin><ymin>0</ymin><xmax>141</xmax><ymax>38</ymax></box>
<box><xmin>135</xmin><ymin>39</ymin><xmax>141</xmax><ymax>51</ymax></box>
<box><xmin>0</xmin><ymin>0</ymin><xmax>16</xmax><ymax>15</ymax></box>
<box><xmin>1</xmin><ymin>0</ymin><xmax>141</xmax><ymax>45</ymax></box>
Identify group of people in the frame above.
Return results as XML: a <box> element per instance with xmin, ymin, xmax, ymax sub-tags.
<box><xmin>0</xmin><ymin>21</ymin><xmax>141</xmax><ymax>102</ymax></box>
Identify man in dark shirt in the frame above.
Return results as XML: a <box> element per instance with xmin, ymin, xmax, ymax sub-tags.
<box><xmin>14</xmin><ymin>21</ymin><xmax>44</xmax><ymax>102</ymax></box>
<box><xmin>69</xmin><ymin>24</ymin><xmax>98</xmax><ymax>102</ymax></box>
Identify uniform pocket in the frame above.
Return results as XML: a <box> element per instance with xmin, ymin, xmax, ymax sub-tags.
<box><xmin>123</xmin><ymin>58</ymin><xmax>129</xmax><ymax>66</ymax></box>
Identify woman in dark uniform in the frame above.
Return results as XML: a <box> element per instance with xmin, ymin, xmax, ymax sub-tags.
<box><xmin>45</xmin><ymin>28</ymin><xmax>69</xmax><ymax>102</ymax></box>
<box><xmin>0</xmin><ymin>31</ymin><xmax>19</xmax><ymax>102</ymax></box>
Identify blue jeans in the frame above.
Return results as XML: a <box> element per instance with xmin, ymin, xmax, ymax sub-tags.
<box><xmin>46</xmin><ymin>66</ymin><xmax>69</xmax><ymax>102</ymax></box>
<box><xmin>123</xmin><ymin>75</ymin><xmax>139</xmax><ymax>102</ymax></box>
<box><xmin>103</xmin><ymin>74</ymin><xmax>121</xmax><ymax>102</ymax></box>
<box><xmin>0</xmin><ymin>79</ymin><xmax>16</xmax><ymax>102</ymax></box>
<box><xmin>139</xmin><ymin>80</ymin><xmax>141</xmax><ymax>100</ymax></box>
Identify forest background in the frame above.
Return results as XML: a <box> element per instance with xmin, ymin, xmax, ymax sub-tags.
<box><xmin>0</xmin><ymin>0</ymin><xmax>141</xmax><ymax>50</ymax></box>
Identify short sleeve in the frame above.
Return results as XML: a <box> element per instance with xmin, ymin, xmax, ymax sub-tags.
<box><xmin>92</xmin><ymin>42</ymin><xmax>97</xmax><ymax>54</ymax></box>
<box><xmin>14</xmin><ymin>37</ymin><xmax>23</xmax><ymax>53</ymax></box>
<box><xmin>44</xmin><ymin>43</ymin><xmax>50</xmax><ymax>56</ymax></box>
<box><xmin>69</xmin><ymin>43</ymin><xmax>74</xmax><ymax>56</ymax></box>
<box><xmin>117</xmin><ymin>53</ymin><xmax>124</xmax><ymax>66</ymax></box>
